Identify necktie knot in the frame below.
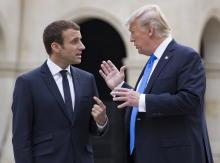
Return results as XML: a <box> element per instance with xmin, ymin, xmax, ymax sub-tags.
<box><xmin>60</xmin><ymin>70</ymin><xmax>68</xmax><ymax>78</ymax></box>
<box><xmin>148</xmin><ymin>54</ymin><xmax>157</xmax><ymax>63</ymax></box>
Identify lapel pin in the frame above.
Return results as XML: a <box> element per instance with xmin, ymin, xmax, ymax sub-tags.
<box><xmin>165</xmin><ymin>56</ymin><xmax>168</xmax><ymax>60</ymax></box>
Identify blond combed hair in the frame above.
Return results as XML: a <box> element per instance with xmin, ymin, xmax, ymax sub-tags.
<box><xmin>127</xmin><ymin>5</ymin><xmax>171</xmax><ymax>38</ymax></box>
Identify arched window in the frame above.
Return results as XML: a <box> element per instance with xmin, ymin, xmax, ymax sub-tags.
<box><xmin>201</xmin><ymin>17</ymin><xmax>220</xmax><ymax>162</ymax></box>
<box><xmin>75</xmin><ymin>18</ymin><xmax>127</xmax><ymax>163</ymax></box>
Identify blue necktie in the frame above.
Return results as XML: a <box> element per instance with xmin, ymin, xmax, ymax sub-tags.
<box><xmin>60</xmin><ymin>70</ymin><xmax>74</xmax><ymax>122</ymax></box>
<box><xmin>130</xmin><ymin>54</ymin><xmax>157</xmax><ymax>155</ymax></box>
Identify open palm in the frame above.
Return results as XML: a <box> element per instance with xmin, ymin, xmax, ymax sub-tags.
<box><xmin>99</xmin><ymin>60</ymin><xmax>125</xmax><ymax>90</ymax></box>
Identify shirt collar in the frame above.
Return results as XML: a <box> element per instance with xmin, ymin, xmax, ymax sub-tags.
<box><xmin>154</xmin><ymin>35</ymin><xmax>172</xmax><ymax>60</ymax></box>
<box><xmin>47</xmin><ymin>58</ymin><xmax>71</xmax><ymax>76</ymax></box>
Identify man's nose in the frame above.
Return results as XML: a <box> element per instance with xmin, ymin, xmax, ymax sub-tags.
<box><xmin>80</xmin><ymin>41</ymin><xmax>85</xmax><ymax>50</ymax></box>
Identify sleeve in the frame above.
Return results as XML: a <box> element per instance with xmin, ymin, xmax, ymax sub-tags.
<box><xmin>96</xmin><ymin>116</ymin><xmax>108</xmax><ymax>131</ymax></box>
<box><xmin>145</xmin><ymin>52</ymin><xmax>205</xmax><ymax>117</ymax></box>
<box><xmin>12</xmin><ymin>76</ymin><xmax>34</xmax><ymax>163</ymax></box>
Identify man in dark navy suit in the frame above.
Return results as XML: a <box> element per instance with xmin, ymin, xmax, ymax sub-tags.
<box><xmin>12</xmin><ymin>20</ymin><xmax>108</xmax><ymax>163</ymax></box>
<box><xmin>99</xmin><ymin>5</ymin><xmax>213</xmax><ymax>163</ymax></box>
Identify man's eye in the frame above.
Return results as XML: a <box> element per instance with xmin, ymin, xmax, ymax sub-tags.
<box><xmin>72</xmin><ymin>40</ymin><xmax>78</xmax><ymax>44</ymax></box>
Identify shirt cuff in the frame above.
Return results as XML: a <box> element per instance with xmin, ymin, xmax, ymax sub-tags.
<box><xmin>96</xmin><ymin>116</ymin><xmax>108</xmax><ymax>131</ymax></box>
<box><xmin>138</xmin><ymin>94</ymin><xmax>146</xmax><ymax>112</ymax></box>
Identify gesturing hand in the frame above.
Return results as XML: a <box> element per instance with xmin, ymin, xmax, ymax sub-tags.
<box><xmin>99</xmin><ymin>60</ymin><xmax>126</xmax><ymax>90</ymax></box>
<box><xmin>91</xmin><ymin>96</ymin><xmax>107</xmax><ymax>126</ymax></box>
<box><xmin>111</xmin><ymin>88</ymin><xmax>140</xmax><ymax>109</ymax></box>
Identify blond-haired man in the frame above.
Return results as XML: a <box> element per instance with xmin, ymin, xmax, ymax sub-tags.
<box><xmin>100</xmin><ymin>5</ymin><xmax>213</xmax><ymax>163</ymax></box>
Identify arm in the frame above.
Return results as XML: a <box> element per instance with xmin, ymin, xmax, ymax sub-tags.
<box><xmin>12</xmin><ymin>76</ymin><xmax>33</xmax><ymax>163</ymax></box>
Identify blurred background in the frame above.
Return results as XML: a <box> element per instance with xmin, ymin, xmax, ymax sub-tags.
<box><xmin>0</xmin><ymin>0</ymin><xmax>220</xmax><ymax>163</ymax></box>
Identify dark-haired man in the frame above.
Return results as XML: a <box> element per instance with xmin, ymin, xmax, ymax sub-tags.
<box><xmin>12</xmin><ymin>20</ymin><xmax>108</xmax><ymax>163</ymax></box>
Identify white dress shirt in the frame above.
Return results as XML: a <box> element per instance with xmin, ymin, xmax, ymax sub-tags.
<box><xmin>47</xmin><ymin>58</ymin><xmax>75</xmax><ymax>111</ymax></box>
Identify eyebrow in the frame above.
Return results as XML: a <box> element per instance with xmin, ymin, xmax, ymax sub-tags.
<box><xmin>71</xmin><ymin>36</ymin><xmax>81</xmax><ymax>40</ymax></box>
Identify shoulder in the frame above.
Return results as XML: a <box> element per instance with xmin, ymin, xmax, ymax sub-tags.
<box><xmin>16</xmin><ymin>66</ymin><xmax>41</xmax><ymax>83</ymax></box>
<box><xmin>71</xmin><ymin>66</ymin><xmax>95</xmax><ymax>79</ymax></box>
<box><xmin>172</xmin><ymin>41</ymin><xmax>201</xmax><ymax>61</ymax></box>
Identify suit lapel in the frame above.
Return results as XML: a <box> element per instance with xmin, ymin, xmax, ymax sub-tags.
<box><xmin>70</xmin><ymin>66</ymin><xmax>81</xmax><ymax>125</ymax></box>
<box><xmin>40</xmin><ymin>62</ymin><xmax>73</xmax><ymax>125</ymax></box>
<box><xmin>134</xmin><ymin>65</ymin><xmax>146</xmax><ymax>90</ymax></box>
<box><xmin>145</xmin><ymin>40</ymin><xmax>177</xmax><ymax>93</ymax></box>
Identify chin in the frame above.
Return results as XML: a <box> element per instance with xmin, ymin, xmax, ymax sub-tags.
<box><xmin>74</xmin><ymin>60</ymin><xmax>81</xmax><ymax>65</ymax></box>
<box><xmin>138</xmin><ymin>50</ymin><xmax>145</xmax><ymax>55</ymax></box>
<box><xmin>138</xmin><ymin>49</ymin><xmax>149</xmax><ymax>56</ymax></box>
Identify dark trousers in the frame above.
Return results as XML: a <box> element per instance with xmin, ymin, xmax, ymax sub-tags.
<box><xmin>128</xmin><ymin>149</ymin><xmax>210</xmax><ymax>163</ymax></box>
<box><xmin>128</xmin><ymin>149</ymin><xmax>136</xmax><ymax>163</ymax></box>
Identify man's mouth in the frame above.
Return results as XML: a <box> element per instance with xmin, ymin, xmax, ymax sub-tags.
<box><xmin>76</xmin><ymin>52</ymin><xmax>82</xmax><ymax>56</ymax></box>
<box><xmin>135</xmin><ymin>45</ymin><xmax>139</xmax><ymax>49</ymax></box>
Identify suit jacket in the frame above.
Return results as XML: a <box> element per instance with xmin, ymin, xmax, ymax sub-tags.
<box><xmin>12</xmin><ymin>62</ymin><xmax>106</xmax><ymax>163</ymax></box>
<box><xmin>124</xmin><ymin>40</ymin><xmax>213</xmax><ymax>163</ymax></box>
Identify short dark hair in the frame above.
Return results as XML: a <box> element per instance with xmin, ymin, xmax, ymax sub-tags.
<box><xmin>43</xmin><ymin>20</ymin><xmax>80</xmax><ymax>55</ymax></box>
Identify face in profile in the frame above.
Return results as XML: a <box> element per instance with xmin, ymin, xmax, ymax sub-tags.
<box><xmin>59</xmin><ymin>28</ymin><xmax>85</xmax><ymax>65</ymax></box>
<box><xmin>129</xmin><ymin>21</ymin><xmax>152</xmax><ymax>56</ymax></box>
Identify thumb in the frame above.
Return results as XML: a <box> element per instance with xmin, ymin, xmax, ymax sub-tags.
<box><xmin>120</xmin><ymin>66</ymin><xmax>126</xmax><ymax>75</ymax></box>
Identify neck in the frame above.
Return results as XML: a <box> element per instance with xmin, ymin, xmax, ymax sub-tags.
<box><xmin>151</xmin><ymin>36</ymin><xmax>167</xmax><ymax>53</ymax></box>
<box><xmin>50</xmin><ymin>54</ymin><xmax>69</xmax><ymax>69</ymax></box>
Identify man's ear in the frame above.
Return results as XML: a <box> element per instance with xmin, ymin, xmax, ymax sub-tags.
<box><xmin>51</xmin><ymin>42</ymin><xmax>61</xmax><ymax>53</ymax></box>
<box><xmin>148</xmin><ymin>26</ymin><xmax>155</xmax><ymax>37</ymax></box>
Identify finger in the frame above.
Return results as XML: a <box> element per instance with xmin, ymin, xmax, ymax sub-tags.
<box><xmin>107</xmin><ymin>60</ymin><xmax>118</xmax><ymax>71</ymax></box>
<box><xmin>93</xmin><ymin>107</ymin><xmax>104</xmax><ymax>114</ymax></box>
<box><xmin>111</xmin><ymin>91</ymin><xmax>128</xmax><ymax>97</ymax></box>
<box><xmin>93</xmin><ymin>104</ymin><xmax>100</xmax><ymax>108</ymax></box>
<box><xmin>113</xmin><ymin>96</ymin><xmax>127</xmax><ymax>101</ymax></box>
<box><xmin>117</xmin><ymin>102</ymin><xmax>129</xmax><ymax>109</ymax></box>
<box><xmin>111</xmin><ymin>88</ymin><xmax>130</xmax><ymax>95</ymax></box>
<box><xmin>101</xmin><ymin>63</ymin><xmax>110</xmax><ymax>75</ymax></box>
<box><xmin>110</xmin><ymin>91</ymin><xmax>116</xmax><ymax>97</ymax></box>
<box><xmin>99</xmin><ymin>70</ymin><xmax>107</xmax><ymax>80</ymax></box>
<box><xmin>91</xmin><ymin>110</ymin><xmax>98</xmax><ymax>118</ymax></box>
<box><xmin>120</xmin><ymin>66</ymin><xmax>126</xmax><ymax>75</ymax></box>
<box><xmin>93</xmin><ymin>96</ymin><xmax>105</xmax><ymax>108</ymax></box>
<box><xmin>93</xmin><ymin>104</ymin><xmax>104</xmax><ymax>112</ymax></box>
<box><xmin>102</xmin><ymin>61</ymin><xmax>112</xmax><ymax>72</ymax></box>
<box><xmin>92</xmin><ymin>108</ymin><xmax>99</xmax><ymax>115</ymax></box>
<box><xmin>114</xmin><ymin>87</ymin><xmax>130</xmax><ymax>92</ymax></box>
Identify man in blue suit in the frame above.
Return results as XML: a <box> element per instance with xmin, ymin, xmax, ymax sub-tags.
<box><xmin>99</xmin><ymin>5</ymin><xmax>213</xmax><ymax>163</ymax></box>
<box><xmin>12</xmin><ymin>20</ymin><xmax>108</xmax><ymax>163</ymax></box>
